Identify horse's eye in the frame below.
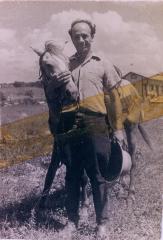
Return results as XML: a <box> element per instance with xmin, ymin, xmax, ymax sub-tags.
<box><xmin>65</xmin><ymin>89</ymin><xmax>71</xmax><ymax>97</ymax></box>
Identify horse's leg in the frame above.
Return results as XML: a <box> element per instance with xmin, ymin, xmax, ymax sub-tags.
<box><xmin>124</xmin><ymin>122</ymin><xmax>137</xmax><ymax>201</ymax></box>
<box><xmin>138</xmin><ymin>123</ymin><xmax>152</xmax><ymax>150</ymax></box>
<box><xmin>80</xmin><ymin>170</ymin><xmax>89</xmax><ymax>208</ymax></box>
<box><xmin>64</xmin><ymin>144</ymin><xmax>89</xmax><ymax>208</ymax></box>
<box><xmin>39</xmin><ymin>141</ymin><xmax>60</xmax><ymax>209</ymax></box>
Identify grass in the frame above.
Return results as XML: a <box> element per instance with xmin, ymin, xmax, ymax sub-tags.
<box><xmin>0</xmin><ymin>117</ymin><xmax>162</xmax><ymax>240</ymax></box>
<box><xmin>0</xmin><ymin>86</ymin><xmax>45</xmax><ymax>101</ymax></box>
<box><xmin>0</xmin><ymin>112</ymin><xmax>53</xmax><ymax>168</ymax></box>
<box><xmin>0</xmin><ymin>91</ymin><xmax>163</xmax><ymax>239</ymax></box>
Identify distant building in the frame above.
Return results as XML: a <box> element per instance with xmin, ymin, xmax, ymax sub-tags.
<box><xmin>123</xmin><ymin>72</ymin><xmax>147</xmax><ymax>98</ymax></box>
<box><xmin>0</xmin><ymin>83</ymin><xmax>10</xmax><ymax>88</ymax></box>
<box><xmin>148</xmin><ymin>73</ymin><xmax>163</xmax><ymax>98</ymax></box>
<box><xmin>123</xmin><ymin>72</ymin><xmax>163</xmax><ymax>100</ymax></box>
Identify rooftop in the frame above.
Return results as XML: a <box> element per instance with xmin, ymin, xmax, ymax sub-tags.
<box><xmin>150</xmin><ymin>73</ymin><xmax>163</xmax><ymax>81</ymax></box>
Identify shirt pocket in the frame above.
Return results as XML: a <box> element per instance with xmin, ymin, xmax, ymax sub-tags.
<box><xmin>86</xmin><ymin>70</ymin><xmax>103</xmax><ymax>88</ymax></box>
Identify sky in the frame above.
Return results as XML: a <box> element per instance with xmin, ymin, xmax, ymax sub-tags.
<box><xmin>0</xmin><ymin>1</ymin><xmax>163</xmax><ymax>83</ymax></box>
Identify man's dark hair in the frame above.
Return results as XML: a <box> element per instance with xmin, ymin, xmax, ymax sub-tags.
<box><xmin>68</xmin><ymin>19</ymin><xmax>96</xmax><ymax>38</ymax></box>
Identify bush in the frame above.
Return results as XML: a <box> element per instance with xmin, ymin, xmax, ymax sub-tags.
<box><xmin>0</xmin><ymin>91</ymin><xmax>7</xmax><ymax>106</ymax></box>
<box><xmin>18</xmin><ymin>97</ymin><xmax>36</xmax><ymax>105</ymax></box>
<box><xmin>25</xmin><ymin>90</ymin><xmax>34</xmax><ymax>98</ymax></box>
<box><xmin>13</xmin><ymin>81</ymin><xmax>25</xmax><ymax>87</ymax></box>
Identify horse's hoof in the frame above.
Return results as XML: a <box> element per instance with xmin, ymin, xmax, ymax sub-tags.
<box><xmin>129</xmin><ymin>192</ymin><xmax>135</xmax><ymax>201</ymax></box>
<box><xmin>80</xmin><ymin>206</ymin><xmax>89</xmax><ymax>219</ymax></box>
<box><xmin>126</xmin><ymin>193</ymin><xmax>135</xmax><ymax>207</ymax></box>
<box><xmin>63</xmin><ymin>221</ymin><xmax>77</xmax><ymax>239</ymax></box>
<box><xmin>81</xmin><ymin>198</ymin><xmax>89</xmax><ymax>208</ymax></box>
<box><xmin>116</xmin><ymin>186</ymin><xmax>128</xmax><ymax>200</ymax></box>
<box><xmin>96</xmin><ymin>223</ymin><xmax>109</xmax><ymax>240</ymax></box>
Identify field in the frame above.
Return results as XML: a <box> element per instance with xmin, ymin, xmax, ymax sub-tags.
<box><xmin>0</xmin><ymin>86</ymin><xmax>162</xmax><ymax>240</ymax></box>
<box><xmin>0</xmin><ymin>85</ymin><xmax>51</xmax><ymax>168</ymax></box>
<box><xmin>0</xmin><ymin>117</ymin><xmax>162</xmax><ymax>240</ymax></box>
<box><xmin>0</xmin><ymin>85</ymin><xmax>47</xmax><ymax>126</ymax></box>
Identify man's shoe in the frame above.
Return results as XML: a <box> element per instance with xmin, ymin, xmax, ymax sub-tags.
<box><xmin>96</xmin><ymin>223</ymin><xmax>109</xmax><ymax>240</ymax></box>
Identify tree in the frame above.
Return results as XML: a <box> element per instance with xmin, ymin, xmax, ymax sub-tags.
<box><xmin>24</xmin><ymin>89</ymin><xmax>34</xmax><ymax>98</ymax></box>
<box><xmin>0</xmin><ymin>91</ymin><xmax>7</xmax><ymax>106</ymax></box>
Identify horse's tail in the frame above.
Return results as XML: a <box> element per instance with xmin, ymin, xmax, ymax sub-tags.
<box><xmin>138</xmin><ymin>123</ymin><xmax>153</xmax><ymax>150</ymax></box>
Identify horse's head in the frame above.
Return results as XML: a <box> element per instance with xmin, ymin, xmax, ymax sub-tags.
<box><xmin>44</xmin><ymin>39</ymin><xmax>68</xmax><ymax>55</ymax></box>
<box><xmin>31</xmin><ymin>41</ymin><xmax>79</xmax><ymax>102</ymax></box>
<box><xmin>31</xmin><ymin>41</ymin><xmax>68</xmax><ymax>75</ymax></box>
<box><xmin>31</xmin><ymin>39</ymin><xmax>68</xmax><ymax>56</ymax></box>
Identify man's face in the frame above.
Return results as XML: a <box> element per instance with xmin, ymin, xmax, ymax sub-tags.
<box><xmin>70</xmin><ymin>22</ymin><xmax>93</xmax><ymax>55</ymax></box>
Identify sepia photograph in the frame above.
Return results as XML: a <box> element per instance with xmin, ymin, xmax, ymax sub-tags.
<box><xmin>0</xmin><ymin>1</ymin><xmax>162</xmax><ymax>239</ymax></box>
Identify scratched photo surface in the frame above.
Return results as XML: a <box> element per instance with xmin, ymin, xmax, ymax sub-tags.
<box><xmin>0</xmin><ymin>1</ymin><xmax>162</xmax><ymax>240</ymax></box>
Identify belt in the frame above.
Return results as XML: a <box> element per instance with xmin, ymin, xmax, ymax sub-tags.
<box><xmin>76</xmin><ymin>109</ymin><xmax>106</xmax><ymax>117</ymax></box>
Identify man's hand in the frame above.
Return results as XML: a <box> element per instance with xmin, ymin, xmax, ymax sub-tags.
<box><xmin>55</xmin><ymin>71</ymin><xmax>72</xmax><ymax>85</ymax></box>
<box><xmin>45</xmin><ymin>71</ymin><xmax>72</xmax><ymax>101</ymax></box>
<box><xmin>48</xmin><ymin>71</ymin><xmax>72</xmax><ymax>89</ymax></box>
<box><xmin>113</xmin><ymin>129</ymin><xmax>125</xmax><ymax>143</ymax></box>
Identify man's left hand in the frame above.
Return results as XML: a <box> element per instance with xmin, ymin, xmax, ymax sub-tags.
<box><xmin>113</xmin><ymin>129</ymin><xmax>125</xmax><ymax>143</ymax></box>
<box><xmin>56</xmin><ymin>71</ymin><xmax>72</xmax><ymax>84</ymax></box>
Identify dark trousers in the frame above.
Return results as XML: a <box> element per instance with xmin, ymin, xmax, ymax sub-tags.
<box><xmin>62</xmin><ymin>112</ymin><xmax>111</xmax><ymax>225</ymax></box>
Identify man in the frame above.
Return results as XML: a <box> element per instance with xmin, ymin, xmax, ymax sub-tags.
<box><xmin>41</xmin><ymin>19</ymin><xmax>124</xmax><ymax>238</ymax></box>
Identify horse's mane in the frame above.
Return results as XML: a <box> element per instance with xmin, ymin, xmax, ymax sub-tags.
<box><xmin>38</xmin><ymin>52</ymin><xmax>46</xmax><ymax>80</ymax></box>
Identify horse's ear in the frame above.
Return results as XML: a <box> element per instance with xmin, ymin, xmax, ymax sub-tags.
<box><xmin>30</xmin><ymin>46</ymin><xmax>43</xmax><ymax>56</ymax></box>
<box><xmin>114</xmin><ymin>65</ymin><xmax>122</xmax><ymax>78</ymax></box>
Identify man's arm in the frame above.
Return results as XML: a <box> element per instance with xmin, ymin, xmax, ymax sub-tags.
<box><xmin>104</xmin><ymin>88</ymin><xmax>123</xmax><ymax>131</ymax></box>
<box><xmin>104</xmin><ymin>88</ymin><xmax>124</xmax><ymax>141</ymax></box>
<box><xmin>103</xmin><ymin>60</ymin><xmax>124</xmax><ymax>141</ymax></box>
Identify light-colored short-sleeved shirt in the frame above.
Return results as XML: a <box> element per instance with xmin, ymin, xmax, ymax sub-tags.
<box><xmin>62</xmin><ymin>52</ymin><xmax>121</xmax><ymax>114</ymax></box>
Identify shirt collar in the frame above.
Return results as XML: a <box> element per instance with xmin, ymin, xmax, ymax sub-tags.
<box><xmin>70</xmin><ymin>51</ymin><xmax>101</xmax><ymax>65</ymax></box>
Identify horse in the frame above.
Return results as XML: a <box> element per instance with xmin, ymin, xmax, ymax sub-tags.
<box><xmin>32</xmin><ymin>40</ymin><xmax>88</xmax><ymax>209</ymax></box>
<box><xmin>106</xmin><ymin>66</ymin><xmax>152</xmax><ymax>201</ymax></box>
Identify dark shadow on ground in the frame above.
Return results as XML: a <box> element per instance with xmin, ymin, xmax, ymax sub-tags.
<box><xmin>0</xmin><ymin>188</ymin><xmax>67</xmax><ymax>231</ymax></box>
